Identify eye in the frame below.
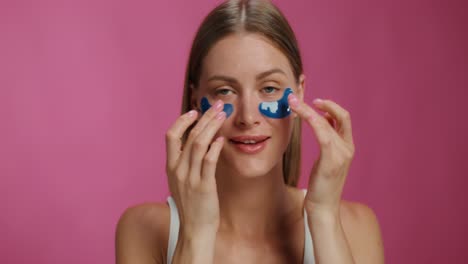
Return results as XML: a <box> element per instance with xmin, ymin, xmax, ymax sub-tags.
<box><xmin>215</xmin><ymin>88</ymin><xmax>233</xmax><ymax>96</ymax></box>
<box><xmin>262</xmin><ymin>86</ymin><xmax>280</xmax><ymax>94</ymax></box>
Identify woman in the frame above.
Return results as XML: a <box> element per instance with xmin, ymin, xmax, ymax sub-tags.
<box><xmin>116</xmin><ymin>0</ymin><xmax>384</xmax><ymax>263</ymax></box>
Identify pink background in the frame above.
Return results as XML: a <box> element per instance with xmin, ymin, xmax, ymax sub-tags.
<box><xmin>1</xmin><ymin>0</ymin><xmax>467</xmax><ymax>263</ymax></box>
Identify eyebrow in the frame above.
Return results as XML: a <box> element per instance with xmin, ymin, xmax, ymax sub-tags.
<box><xmin>206</xmin><ymin>68</ymin><xmax>287</xmax><ymax>83</ymax></box>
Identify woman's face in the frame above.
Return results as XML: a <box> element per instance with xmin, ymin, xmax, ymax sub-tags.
<box><xmin>194</xmin><ymin>33</ymin><xmax>304</xmax><ymax>178</ymax></box>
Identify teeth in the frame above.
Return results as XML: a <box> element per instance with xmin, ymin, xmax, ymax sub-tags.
<box><xmin>242</xmin><ymin>140</ymin><xmax>257</xmax><ymax>144</ymax></box>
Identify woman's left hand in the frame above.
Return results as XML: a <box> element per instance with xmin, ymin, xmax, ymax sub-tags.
<box><xmin>288</xmin><ymin>94</ymin><xmax>355</xmax><ymax>216</ymax></box>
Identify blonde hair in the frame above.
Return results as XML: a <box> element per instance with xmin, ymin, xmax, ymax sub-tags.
<box><xmin>181</xmin><ymin>0</ymin><xmax>303</xmax><ymax>186</ymax></box>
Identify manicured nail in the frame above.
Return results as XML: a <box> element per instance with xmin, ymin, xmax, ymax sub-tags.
<box><xmin>214</xmin><ymin>100</ymin><xmax>223</xmax><ymax>110</ymax></box>
<box><xmin>187</xmin><ymin>110</ymin><xmax>197</xmax><ymax>117</ymax></box>
<box><xmin>216</xmin><ymin>136</ymin><xmax>225</xmax><ymax>142</ymax></box>
<box><xmin>216</xmin><ymin>111</ymin><xmax>226</xmax><ymax>120</ymax></box>
<box><xmin>313</xmin><ymin>98</ymin><xmax>323</xmax><ymax>105</ymax></box>
<box><xmin>288</xmin><ymin>94</ymin><xmax>299</xmax><ymax>107</ymax></box>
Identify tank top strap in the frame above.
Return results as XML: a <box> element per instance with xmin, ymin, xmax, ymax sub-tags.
<box><xmin>302</xmin><ymin>189</ymin><xmax>316</xmax><ymax>264</ymax></box>
<box><xmin>166</xmin><ymin>196</ymin><xmax>179</xmax><ymax>264</ymax></box>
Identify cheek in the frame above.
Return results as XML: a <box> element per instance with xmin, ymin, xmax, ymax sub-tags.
<box><xmin>258</xmin><ymin>88</ymin><xmax>293</xmax><ymax>119</ymax></box>
<box><xmin>268</xmin><ymin>116</ymin><xmax>294</xmax><ymax>137</ymax></box>
<box><xmin>216</xmin><ymin>119</ymin><xmax>234</xmax><ymax>137</ymax></box>
<box><xmin>200</xmin><ymin>97</ymin><xmax>234</xmax><ymax>118</ymax></box>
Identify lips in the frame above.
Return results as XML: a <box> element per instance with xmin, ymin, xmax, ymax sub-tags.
<box><xmin>229</xmin><ymin>135</ymin><xmax>270</xmax><ymax>154</ymax></box>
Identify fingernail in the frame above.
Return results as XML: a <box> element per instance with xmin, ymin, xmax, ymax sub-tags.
<box><xmin>288</xmin><ymin>94</ymin><xmax>299</xmax><ymax>107</ymax></box>
<box><xmin>216</xmin><ymin>136</ymin><xmax>225</xmax><ymax>142</ymax></box>
<box><xmin>216</xmin><ymin>111</ymin><xmax>226</xmax><ymax>120</ymax></box>
<box><xmin>214</xmin><ymin>100</ymin><xmax>223</xmax><ymax>110</ymax></box>
<box><xmin>313</xmin><ymin>98</ymin><xmax>323</xmax><ymax>105</ymax></box>
<box><xmin>187</xmin><ymin>110</ymin><xmax>197</xmax><ymax>117</ymax></box>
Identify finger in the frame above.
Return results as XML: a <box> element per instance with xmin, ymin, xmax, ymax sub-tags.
<box><xmin>312</xmin><ymin>99</ymin><xmax>353</xmax><ymax>144</ymax></box>
<box><xmin>201</xmin><ymin>136</ymin><xmax>225</xmax><ymax>184</ymax></box>
<box><xmin>185</xmin><ymin>100</ymin><xmax>224</xmax><ymax>148</ymax></box>
<box><xmin>189</xmin><ymin>111</ymin><xmax>226</xmax><ymax>185</ymax></box>
<box><xmin>165</xmin><ymin>110</ymin><xmax>198</xmax><ymax>170</ymax></box>
<box><xmin>288</xmin><ymin>94</ymin><xmax>320</xmax><ymax>122</ymax></box>
<box><xmin>324</xmin><ymin>112</ymin><xmax>335</xmax><ymax>128</ymax></box>
<box><xmin>288</xmin><ymin>94</ymin><xmax>335</xmax><ymax>148</ymax></box>
<box><xmin>178</xmin><ymin>100</ymin><xmax>224</xmax><ymax>182</ymax></box>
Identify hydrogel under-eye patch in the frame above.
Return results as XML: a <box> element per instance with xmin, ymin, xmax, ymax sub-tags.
<box><xmin>200</xmin><ymin>97</ymin><xmax>234</xmax><ymax>118</ymax></box>
<box><xmin>258</xmin><ymin>88</ymin><xmax>293</xmax><ymax>119</ymax></box>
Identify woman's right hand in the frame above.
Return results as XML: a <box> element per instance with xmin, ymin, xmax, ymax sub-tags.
<box><xmin>165</xmin><ymin>100</ymin><xmax>227</xmax><ymax>237</ymax></box>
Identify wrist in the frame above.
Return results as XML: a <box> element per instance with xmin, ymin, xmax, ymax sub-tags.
<box><xmin>305</xmin><ymin>207</ymin><xmax>343</xmax><ymax>237</ymax></box>
<box><xmin>304</xmin><ymin>202</ymin><xmax>341</xmax><ymax>222</ymax></box>
<box><xmin>180</xmin><ymin>226</ymin><xmax>217</xmax><ymax>244</ymax></box>
<box><xmin>173</xmin><ymin>230</ymin><xmax>217</xmax><ymax>264</ymax></box>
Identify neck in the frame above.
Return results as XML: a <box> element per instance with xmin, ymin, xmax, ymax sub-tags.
<box><xmin>215</xmin><ymin>162</ymin><xmax>302</xmax><ymax>240</ymax></box>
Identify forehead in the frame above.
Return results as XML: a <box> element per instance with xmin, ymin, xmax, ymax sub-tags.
<box><xmin>200</xmin><ymin>33</ymin><xmax>295</xmax><ymax>81</ymax></box>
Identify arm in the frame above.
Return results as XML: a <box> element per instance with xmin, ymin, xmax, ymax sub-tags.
<box><xmin>116</xmin><ymin>104</ymin><xmax>226</xmax><ymax>264</ymax></box>
<box><xmin>306</xmin><ymin>206</ymin><xmax>355</xmax><ymax>264</ymax></box>
<box><xmin>171</xmin><ymin>230</ymin><xmax>217</xmax><ymax>264</ymax></box>
<box><xmin>287</xmin><ymin>95</ymin><xmax>384</xmax><ymax>263</ymax></box>
<box><xmin>306</xmin><ymin>202</ymin><xmax>385</xmax><ymax>264</ymax></box>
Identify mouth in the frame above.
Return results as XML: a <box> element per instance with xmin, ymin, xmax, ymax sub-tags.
<box><xmin>228</xmin><ymin>135</ymin><xmax>270</xmax><ymax>154</ymax></box>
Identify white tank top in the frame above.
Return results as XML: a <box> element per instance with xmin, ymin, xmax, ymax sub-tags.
<box><xmin>166</xmin><ymin>189</ymin><xmax>315</xmax><ymax>263</ymax></box>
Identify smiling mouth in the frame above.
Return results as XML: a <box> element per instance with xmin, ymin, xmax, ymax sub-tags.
<box><xmin>229</xmin><ymin>137</ymin><xmax>270</xmax><ymax>144</ymax></box>
<box><xmin>228</xmin><ymin>136</ymin><xmax>270</xmax><ymax>154</ymax></box>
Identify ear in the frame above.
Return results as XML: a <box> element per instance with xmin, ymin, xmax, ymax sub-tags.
<box><xmin>190</xmin><ymin>84</ymin><xmax>199</xmax><ymax>111</ymax></box>
<box><xmin>297</xmin><ymin>74</ymin><xmax>306</xmax><ymax>101</ymax></box>
<box><xmin>291</xmin><ymin>74</ymin><xmax>305</xmax><ymax>119</ymax></box>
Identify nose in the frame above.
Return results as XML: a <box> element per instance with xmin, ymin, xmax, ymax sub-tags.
<box><xmin>233</xmin><ymin>93</ymin><xmax>261</xmax><ymax>129</ymax></box>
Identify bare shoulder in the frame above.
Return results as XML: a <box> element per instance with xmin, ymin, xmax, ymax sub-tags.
<box><xmin>340</xmin><ymin>200</ymin><xmax>385</xmax><ymax>263</ymax></box>
<box><xmin>115</xmin><ymin>202</ymin><xmax>171</xmax><ymax>264</ymax></box>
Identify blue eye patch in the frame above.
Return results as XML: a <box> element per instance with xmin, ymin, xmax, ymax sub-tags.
<box><xmin>200</xmin><ymin>97</ymin><xmax>234</xmax><ymax>118</ymax></box>
<box><xmin>258</xmin><ymin>88</ymin><xmax>293</xmax><ymax>119</ymax></box>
